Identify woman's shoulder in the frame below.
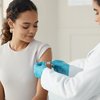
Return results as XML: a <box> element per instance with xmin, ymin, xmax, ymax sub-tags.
<box><xmin>30</xmin><ymin>39</ymin><xmax>51</xmax><ymax>54</ymax></box>
<box><xmin>31</xmin><ymin>39</ymin><xmax>50</xmax><ymax>47</ymax></box>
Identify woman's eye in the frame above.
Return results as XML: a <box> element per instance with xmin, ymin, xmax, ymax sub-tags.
<box><xmin>22</xmin><ymin>26</ymin><xmax>29</xmax><ymax>29</ymax></box>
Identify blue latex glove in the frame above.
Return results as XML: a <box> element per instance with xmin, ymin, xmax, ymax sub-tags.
<box><xmin>34</xmin><ymin>62</ymin><xmax>46</xmax><ymax>78</ymax></box>
<box><xmin>52</xmin><ymin>60</ymin><xmax>69</xmax><ymax>76</ymax></box>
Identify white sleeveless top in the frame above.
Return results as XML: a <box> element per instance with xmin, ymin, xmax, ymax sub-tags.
<box><xmin>0</xmin><ymin>39</ymin><xmax>50</xmax><ymax>100</ymax></box>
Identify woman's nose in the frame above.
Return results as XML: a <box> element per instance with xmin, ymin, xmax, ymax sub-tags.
<box><xmin>29</xmin><ymin>27</ymin><xmax>36</xmax><ymax>34</ymax></box>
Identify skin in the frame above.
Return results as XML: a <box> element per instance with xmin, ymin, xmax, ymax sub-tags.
<box><xmin>0</xmin><ymin>10</ymin><xmax>52</xmax><ymax>100</ymax></box>
<box><xmin>0</xmin><ymin>82</ymin><xmax>5</xmax><ymax>100</ymax></box>
<box><xmin>93</xmin><ymin>0</ymin><xmax>100</xmax><ymax>24</ymax></box>
<box><xmin>8</xmin><ymin>10</ymin><xmax>38</xmax><ymax>51</ymax></box>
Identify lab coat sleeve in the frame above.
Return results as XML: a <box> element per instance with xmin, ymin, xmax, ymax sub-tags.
<box><xmin>41</xmin><ymin>46</ymin><xmax>100</xmax><ymax>99</ymax></box>
<box><xmin>69</xmin><ymin>65</ymin><xmax>83</xmax><ymax>77</ymax></box>
<box><xmin>69</xmin><ymin>58</ymin><xmax>85</xmax><ymax>69</ymax></box>
<box><xmin>69</xmin><ymin>59</ymin><xmax>85</xmax><ymax>77</ymax></box>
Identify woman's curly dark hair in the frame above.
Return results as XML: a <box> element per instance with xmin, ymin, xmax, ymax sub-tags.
<box><xmin>94</xmin><ymin>0</ymin><xmax>100</xmax><ymax>6</ymax></box>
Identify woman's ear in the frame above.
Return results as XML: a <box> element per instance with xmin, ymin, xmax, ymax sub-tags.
<box><xmin>7</xmin><ymin>18</ymin><xmax>14</xmax><ymax>28</ymax></box>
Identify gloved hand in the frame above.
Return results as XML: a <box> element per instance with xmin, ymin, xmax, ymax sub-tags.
<box><xmin>52</xmin><ymin>60</ymin><xmax>69</xmax><ymax>76</ymax></box>
<box><xmin>34</xmin><ymin>62</ymin><xmax>46</xmax><ymax>78</ymax></box>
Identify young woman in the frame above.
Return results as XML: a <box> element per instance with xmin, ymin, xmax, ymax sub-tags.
<box><xmin>0</xmin><ymin>0</ymin><xmax>52</xmax><ymax>100</ymax></box>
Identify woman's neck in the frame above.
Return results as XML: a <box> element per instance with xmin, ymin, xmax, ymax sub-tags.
<box><xmin>9</xmin><ymin>40</ymin><xmax>29</xmax><ymax>51</ymax></box>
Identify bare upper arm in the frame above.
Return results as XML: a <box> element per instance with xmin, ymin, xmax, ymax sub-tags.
<box><xmin>39</xmin><ymin>48</ymin><xmax>52</xmax><ymax>68</ymax></box>
<box><xmin>0</xmin><ymin>82</ymin><xmax>5</xmax><ymax>100</ymax></box>
<box><xmin>35</xmin><ymin>48</ymin><xmax>52</xmax><ymax>99</ymax></box>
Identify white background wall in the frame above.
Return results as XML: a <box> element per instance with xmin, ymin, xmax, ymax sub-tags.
<box><xmin>0</xmin><ymin>0</ymin><xmax>3</xmax><ymax>30</ymax></box>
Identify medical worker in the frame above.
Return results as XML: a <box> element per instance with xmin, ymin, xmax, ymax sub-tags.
<box><xmin>34</xmin><ymin>0</ymin><xmax>100</xmax><ymax>100</ymax></box>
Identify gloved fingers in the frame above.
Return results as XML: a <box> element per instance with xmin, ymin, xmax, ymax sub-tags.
<box><xmin>33</xmin><ymin>62</ymin><xmax>45</xmax><ymax>73</ymax></box>
<box><xmin>33</xmin><ymin>62</ymin><xmax>46</xmax><ymax>78</ymax></box>
<box><xmin>52</xmin><ymin>60</ymin><xmax>66</xmax><ymax>68</ymax></box>
<box><xmin>35</xmin><ymin>62</ymin><xmax>46</xmax><ymax>66</ymax></box>
<box><xmin>52</xmin><ymin>60</ymin><xmax>64</xmax><ymax>64</ymax></box>
<box><xmin>53</xmin><ymin>67</ymin><xmax>69</xmax><ymax>75</ymax></box>
<box><xmin>51</xmin><ymin>60</ymin><xmax>69</xmax><ymax>76</ymax></box>
<box><xmin>52</xmin><ymin>60</ymin><xmax>66</xmax><ymax>65</ymax></box>
<box><xmin>34</xmin><ymin>62</ymin><xmax>47</xmax><ymax>69</ymax></box>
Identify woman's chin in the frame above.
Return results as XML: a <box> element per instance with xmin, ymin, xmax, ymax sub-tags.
<box><xmin>25</xmin><ymin>37</ymin><xmax>34</xmax><ymax>42</ymax></box>
<box><xmin>24</xmin><ymin>39</ymin><xmax>33</xmax><ymax>43</ymax></box>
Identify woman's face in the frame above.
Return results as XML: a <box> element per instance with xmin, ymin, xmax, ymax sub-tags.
<box><xmin>11</xmin><ymin>10</ymin><xmax>38</xmax><ymax>43</ymax></box>
<box><xmin>93</xmin><ymin>0</ymin><xmax>100</xmax><ymax>24</ymax></box>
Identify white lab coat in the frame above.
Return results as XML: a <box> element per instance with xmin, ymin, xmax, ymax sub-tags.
<box><xmin>41</xmin><ymin>43</ymin><xmax>100</xmax><ymax>100</ymax></box>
